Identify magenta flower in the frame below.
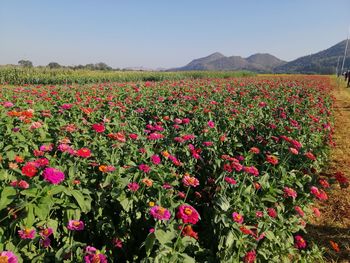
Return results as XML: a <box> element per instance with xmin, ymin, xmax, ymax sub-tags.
<box><xmin>182</xmin><ymin>175</ymin><xmax>199</xmax><ymax>187</ymax></box>
<box><xmin>294</xmin><ymin>206</ymin><xmax>305</xmax><ymax>217</ymax></box>
<box><xmin>0</xmin><ymin>251</ymin><xmax>18</xmax><ymax>263</ymax></box>
<box><xmin>128</xmin><ymin>182</ymin><xmax>140</xmax><ymax>192</ymax></box>
<box><xmin>294</xmin><ymin>235</ymin><xmax>307</xmax><ymax>249</ymax></box>
<box><xmin>207</xmin><ymin>120</ymin><xmax>215</xmax><ymax>128</ymax></box>
<box><xmin>39</xmin><ymin>238</ymin><xmax>51</xmax><ymax>248</ymax></box>
<box><xmin>67</xmin><ymin>220</ymin><xmax>85</xmax><ymax>231</ymax></box>
<box><xmin>150</xmin><ymin>155</ymin><xmax>161</xmax><ymax>165</ymax></box>
<box><xmin>18</xmin><ymin>228</ymin><xmax>36</xmax><ymax>239</ymax></box>
<box><xmin>42</xmin><ymin>167</ymin><xmax>65</xmax><ymax>184</ymax></box>
<box><xmin>244</xmin><ymin>250</ymin><xmax>256</xmax><ymax>263</ymax></box>
<box><xmin>3</xmin><ymin>101</ymin><xmax>14</xmax><ymax>108</ymax></box>
<box><xmin>84</xmin><ymin>246</ymin><xmax>107</xmax><ymax>263</ymax></box>
<box><xmin>283</xmin><ymin>187</ymin><xmax>297</xmax><ymax>199</ymax></box>
<box><xmin>177</xmin><ymin>205</ymin><xmax>200</xmax><ymax>224</ymax></box>
<box><xmin>224</xmin><ymin>177</ymin><xmax>237</xmax><ymax>185</ymax></box>
<box><xmin>139</xmin><ymin>164</ymin><xmax>151</xmax><ymax>173</ymax></box>
<box><xmin>267</xmin><ymin>208</ymin><xmax>277</xmax><ymax>218</ymax></box>
<box><xmin>232</xmin><ymin>212</ymin><xmax>244</xmax><ymax>224</ymax></box>
<box><xmin>40</xmin><ymin>228</ymin><xmax>53</xmax><ymax>238</ymax></box>
<box><xmin>149</xmin><ymin>206</ymin><xmax>171</xmax><ymax>220</ymax></box>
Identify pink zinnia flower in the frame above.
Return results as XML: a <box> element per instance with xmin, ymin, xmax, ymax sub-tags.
<box><xmin>244</xmin><ymin>166</ymin><xmax>259</xmax><ymax>176</ymax></box>
<box><xmin>149</xmin><ymin>206</ymin><xmax>171</xmax><ymax>220</ymax></box>
<box><xmin>113</xmin><ymin>238</ymin><xmax>123</xmax><ymax>248</ymax></box>
<box><xmin>84</xmin><ymin>246</ymin><xmax>107</xmax><ymax>263</ymax></box>
<box><xmin>128</xmin><ymin>182</ymin><xmax>140</xmax><ymax>192</ymax></box>
<box><xmin>67</xmin><ymin>220</ymin><xmax>84</xmax><ymax>231</ymax></box>
<box><xmin>139</xmin><ymin>164</ymin><xmax>151</xmax><ymax>173</ymax></box>
<box><xmin>294</xmin><ymin>235</ymin><xmax>307</xmax><ymax>249</ymax></box>
<box><xmin>39</xmin><ymin>238</ymin><xmax>51</xmax><ymax>248</ymax></box>
<box><xmin>39</xmin><ymin>144</ymin><xmax>53</xmax><ymax>152</ymax></box>
<box><xmin>151</xmin><ymin>155</ymin><xmax>161</xmax><ymax>165</ymax></box>
<box><xmin>244</xmin><ymin>250</ymin><xmax>256</xmax><ymax>263</ymax></box>
<box><xmin>267</xmin><ymin>208</ymin><xmax>277</xmax><ymax>218</ymax></box>
<box><xmin>0</xmin><ymin>251</ymin><xmax>18</xmax><ymax>263</ymax></box>
<box><xmin>40</xmin><ymin>228</ymin><xmax>53</xmax><ymax>238</ymax></box>
<box><xmin>207</xmin><ymin>120</ymin><xmax>215</xmax><ymax>128</ymax></box>
<box><xmin>310</xmin><ymin>186</ymin><xmax>328</xmax><ymax>200</ymax></box>
<box><xmin>30</xmin><ymin>121</ymin><xmax>42</xmax><ymax>130</ymax></box>
<box><xmin>3</xmin><ymin>101</ymin><xmax>14</xmax><ymax>108</ymax></box>
<box><xmin>42</xmin><ymin>167</ymin><xmax>65</xmax><ymax>184</ymax></box>
<box><xmin>266</xmin><ymin>155</ymin><xmax>278</xmax><ymax>165</ymax></box>
<box><xmin>10</xmin><ymin>180</ymin><xmax>29</xmax><ymax>189</ymax></box>
<box><xmin>283</xmin><ymin>187</ymin><xmax>297</xmax><ymax>199</ymax></box>
<box><xmin>294</xmin><ymin>206</ymin><xmax>305</xmax><ymax>217</ymax></box>
<box><xmin>224</xmin><ymin>177</ymin><xmax>237</xmax><ymax>185</ymax></box>
<box><xmin>313</xmin><ymin>207</ymin><xmax>321</xmax><ymax>217</ymax></box>
<box><xmin>304</xmin><ymin>152</ymin><xmax>316</xmax><ymax>161</ymax></box>
<box><xmin>289</xmin><ymin>147</ymin><xmax>299</xmax><ymax>155</ymax></box>
<box><xmin>232</xmin><ymin>212</ymin><xmax>244</xmax><ymax>224</ymax></box>
<box><xmin>35</xmin><ymin>158</ymin><xmax>49</xmax><ymax>168</ymax></box>
<box><xmin>18</xmin><ymin>228</ymin><xmax>36</xmax><ymax>239</ymax></box>
<box><xmin>182</xmin><ymin>175</ymin><xmax>199</xmax><ymax>187</ymax></box>
<box><xmin>177</xmin><ymin>205</ymin><xmax>200</xmax><ymax>224</ymax></box>
<box><xmin>249</xmin><ymin>147</ymin><xmax>260</xmax><ymax>154</ymax></box>
<box><xmin>129</xmin><ymin>133</ymin><xmax>138</xmax><ymax>140</ymax></box>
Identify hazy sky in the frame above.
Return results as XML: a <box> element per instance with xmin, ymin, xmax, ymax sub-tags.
<box><xmin>1</xmin><ymin>0</ymin><xmax>349</xmax><ymax>68</ymax></box>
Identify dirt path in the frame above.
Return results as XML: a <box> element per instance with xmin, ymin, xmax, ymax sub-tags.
<box><xmin>308</xmin><ymin>77</ymin><xmax>350</xmax><ymax>262</ymax></box>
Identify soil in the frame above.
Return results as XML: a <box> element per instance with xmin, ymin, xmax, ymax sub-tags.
<box><xmin>308</xmin><ymin>77</ymin><xmax>350</xmax><ymax>262</ymax></box>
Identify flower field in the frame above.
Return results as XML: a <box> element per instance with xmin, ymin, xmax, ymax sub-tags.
<box><xmin>0</xmin><ymin>76</ymin><xmax>337</xmax><ymax>262</ymax></box>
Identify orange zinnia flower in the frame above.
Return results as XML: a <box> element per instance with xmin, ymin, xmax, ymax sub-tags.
<box><xmin>329</xmin><ymin>240</ymin><xmax>340</xmax><ymax>252</ymax></box>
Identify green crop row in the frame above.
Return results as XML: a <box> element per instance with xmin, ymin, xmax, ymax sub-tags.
<box><xmin>0</xmin><ymin>66</ymin><xmax>254</xmax><ymax>85</ymax></box>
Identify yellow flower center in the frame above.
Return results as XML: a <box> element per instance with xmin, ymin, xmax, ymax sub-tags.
<box><xmin>92</xmin><ymin>254</ymin><xmax>101</xmax><ymax>263</ymax></box>
<box><xmin>73</xmin><ymin>221</ymin><xmax>80</xmax><ymax>226</ymax></box>
<box><xmin>0</xmin><ymin>255</ymin><xmax>9</xmax><ymax>263</ymax></box>
<box><xmin>184</xmin><ymin>207</ymin><xmax>193</xmax><ymax>215</ymax></box>
<box><xmin>158</xmin><ymin>207</ymin><xmax>165</xmax><ymax>215</ymax></box>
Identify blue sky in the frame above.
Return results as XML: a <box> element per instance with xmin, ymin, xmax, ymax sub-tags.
<box><xmin>0</xmin><ymin>0</ymin><xmax>349</xmax><ymax>68</ymax></box>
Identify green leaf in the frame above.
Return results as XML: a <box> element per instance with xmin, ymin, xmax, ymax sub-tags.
<box><xmin>25</xmin><ymin>204</ymin><xmax>35</xmax><ymax>226</ymax></box>
<box><xmin>48</xmin><ymin>185</ymin><xmax>66</xmax><ymax>196</ymax></box>
<box><xmin>71</xmin><ymin>190</ymin><xmax>90</xmax><ymax>213</ymax></box>
<box><xmin>145</xmin><ymin>232</ymin><xmax>156</xmax><ymax>256</ymax></box>
<box><xmin>155</xmin><ymin>229</ymin><xmax>176</xmax><ymax>245</ymax></box>
<box><xmin>264</xmin><ymin>230</ymin><xmax>275</xmax><ymax>241</ymax></box>
<box><xmin>0</xmin><ymin>187</ymin><xmax>17</xmax><ymax>210</ymax></box>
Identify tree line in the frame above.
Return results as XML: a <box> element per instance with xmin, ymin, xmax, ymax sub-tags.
<box><xmin>17</xmin><ymin>60</ymin><xmax>115</xmax><ymax>71</ymax></box>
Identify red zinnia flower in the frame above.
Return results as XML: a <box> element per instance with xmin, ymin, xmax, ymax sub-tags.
<box><xmin>21</xmin><ymin>162</ymin><xmax>38</xmax><ymax>178</ymax></box>
<box><xmin>181</xmin><ymin>225</ymin><xmax>198</xmax><ymax>239</ymax></box>
<box><xmin>76</xmin><ymin>148</ymin><xmax>91</xmax><ymax>158</ymax></box>
<box><xmin>266</xmin><ymin>155</ymin><xmax>278</xmax><ymax>165</ymax></box>
<box><xmin>92</xmin><ymin>123</ymin><xmax>105</xmax><ymax>133</ymax></box>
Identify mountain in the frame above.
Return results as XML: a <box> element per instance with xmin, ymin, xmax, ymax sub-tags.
<box><xmin>170</xmin><ymin>40</ymin><xmax>350</xmax><ymax>74</ymax></box>
<box><xmin>275</xmin><ymin>40</ymin><xmax>350</xmax><ymax>74</ymax></box>
<box><xmin>171</xmin><ymin>53</ymin><xmax>286</xmax><ymax>72</ymax></box>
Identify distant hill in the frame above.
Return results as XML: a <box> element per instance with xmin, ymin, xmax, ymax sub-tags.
<box><xmin>170</xmin><ymin>53</ymin><xmax>286</xmax><ymax>73</ymax></box>
<box><xmin>170</xmin><ymin>40</ymin><xmax>350</xmax><ymax>74</ymax></box>
<box><xmin>275</xmin><ymin>40</ymin><xmax>350</xmax><ymax>74</ymax></box>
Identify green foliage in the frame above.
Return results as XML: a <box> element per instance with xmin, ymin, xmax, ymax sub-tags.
<box><xmin>0</xmin><ymin>66</ymin><xmax>254</xmax><ymax>85</ymax></box>
<box><xmin>0</xmin><ymin>76</ymin><xmax>332</xmax><ymax>262</ymax></box>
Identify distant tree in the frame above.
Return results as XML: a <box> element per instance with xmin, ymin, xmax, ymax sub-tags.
<box><xmin>47</xmin><ymin>62</ymin><xmax>61</xmax><ymax>69</ymax></box>
<box><xmin>18</xmin><ymin>60</ymin><xmax>33</xmax><ymax>67</ymax></box>
<box><xmin>94</xmin><ymin>62</ymin><xmax>112</xmax><ymax>71</ymax></box>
